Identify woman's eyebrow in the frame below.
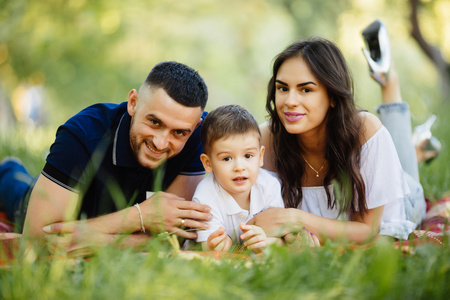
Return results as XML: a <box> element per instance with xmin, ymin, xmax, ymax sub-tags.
<box><xmin>275</xmin><ymin>79</ymin><xmax>316</xmax><ymax>87</ymax></box>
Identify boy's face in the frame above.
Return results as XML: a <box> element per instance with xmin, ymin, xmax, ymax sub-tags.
<box><xmin>200</xmin><ymin>132</ymin><xmax>265</xmax><ymax>199</ymax></box>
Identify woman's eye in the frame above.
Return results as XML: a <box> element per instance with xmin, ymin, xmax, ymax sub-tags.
<box><xmin>277</xmin><ymin>86</ymin><xmax>288</xmax><ymax>92</ymax></box>
<box><xmin>302</xmin><ymin>87</ymin><xmax>312</xmax><ymax>93</ymax></box>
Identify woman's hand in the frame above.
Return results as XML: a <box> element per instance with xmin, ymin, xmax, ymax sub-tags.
<box><xmin>283</xmin><ymin>228</ymin><xmax>320</xmax><ymax>248</ymax></box>
<box><xmin>247</xmin><ymin>207</ymin><xmax>303</xmax><ymax>237</ymax></box>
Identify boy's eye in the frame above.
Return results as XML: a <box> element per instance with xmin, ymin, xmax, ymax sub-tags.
<box><xmin>244</xmin><ymin>154</ymin><xmax>253</xmax><ymax>159</ymax></box>
<box><xmin>222</xmin><ymin>157</ymin><xmax>231</xmax><ymax>162</ymax></box>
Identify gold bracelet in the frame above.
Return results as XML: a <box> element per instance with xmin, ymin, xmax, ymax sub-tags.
<box><xmin>134</xmin><ymin>203</ymin><xmax>146</xmax><ymax>233</ymax></box>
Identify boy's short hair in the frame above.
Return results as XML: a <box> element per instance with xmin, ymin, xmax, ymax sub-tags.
<box><xmin>201</xmin><ymin>104</ymin><xmax>261</xmax><ymax>154</ymax></box>
<box><xmin>143</xmin><ymin>61</ymin><xmax>208</xmax><ymax>110</ymax></box>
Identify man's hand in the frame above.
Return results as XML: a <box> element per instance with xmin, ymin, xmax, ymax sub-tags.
<box><xmin>205</xmin><ymin>227</ymin><xmax>232</xmax><ymax>251</ymax></box>
<box><xmin>44</xmin><ymin>221</ymin><xmax>152</xmax><ymax>256</ymax></box>
<box><xmin>44</xmin><ymin>222</ymin><xmax>112</xmax><ymax>257</ymax></box>
<box><xmin>41</xmin><ymin>191</ymin><xmax>212</xmax><ymax>240</ymax></box>
<box><xmin>240</xmin><ymin>223</ymin><xmax>269</xmax><ymax>254</ymax></box>
<box><xmin>140</xmin><ymin>191</ymin><xmax>212</xmax><ymax>239</ymax></box>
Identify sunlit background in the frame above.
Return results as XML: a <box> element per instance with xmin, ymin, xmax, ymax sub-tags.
<box><xmin>1</xmin><ymin>0</ymin><xmax>449</xmax><ymax>129</ymax></box>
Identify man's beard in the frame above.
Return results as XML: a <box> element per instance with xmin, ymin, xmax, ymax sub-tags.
<box><xmin>129</xmin><ymin>130</ymin><xmax>168</xmax><ymax>169</ymax></box>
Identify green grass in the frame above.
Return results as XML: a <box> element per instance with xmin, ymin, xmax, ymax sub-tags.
<box><xmin>1</xmin><ymin>239</ymin><xmax>449</xmax><ymax>299</ymax></box>
<box><xmin>1</xmin><ymin>103</ymin><xmax>449</xmax><ymax>299</ymax></box>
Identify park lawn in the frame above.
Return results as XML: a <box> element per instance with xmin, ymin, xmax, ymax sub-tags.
<box><xmin>0</xmin><ymin>236</ymin><xmax>449</xmax><ymax>299</ymax></box>
<box><xmin>1</xmin><ymin>104</ymin><xmax>449</xmax><ymax>299</ymax></box>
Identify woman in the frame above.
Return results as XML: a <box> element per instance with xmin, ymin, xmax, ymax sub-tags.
<box><xmin>249</xmin><ymin>37</ymin><xmax>423</xmax><ymax>243</ymax></box>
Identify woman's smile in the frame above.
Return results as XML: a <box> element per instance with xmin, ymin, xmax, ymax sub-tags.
<box><xmin>284</xmin><ymin>112</ymin><xmax>305</xmax><ymax>122</ymax></box>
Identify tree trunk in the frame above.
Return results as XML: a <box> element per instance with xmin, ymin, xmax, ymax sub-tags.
<box><xmin>410</xmin><ymin>0</ymin><xmax>450</xmax><ymax>98</ymax></box>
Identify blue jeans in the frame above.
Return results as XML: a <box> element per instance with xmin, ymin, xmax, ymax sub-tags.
<box><xmin>377</xmin><ymin>102</ymin><xmax>426</xmax><ymax>226</ymax></box>
<box><xmin>0</xmin><ymin>158</ymin><xmax>36</xmax><ymax>232</ymax></box>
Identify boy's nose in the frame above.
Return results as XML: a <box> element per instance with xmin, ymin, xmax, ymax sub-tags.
<box><xmin>233</xmin><ymin>158</ymin><xmax>245</xmax><ymax>171</ymax></box>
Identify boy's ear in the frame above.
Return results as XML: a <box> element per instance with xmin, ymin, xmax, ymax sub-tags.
<box><xmin>200</xmin><ymin>153</ymin><xmax>213</xmax><ymax>173</ymax></box>
<box><xmin>259</xmin><ymin>145</ymin><xmax>265</xmax><ymax>167</ymax></box>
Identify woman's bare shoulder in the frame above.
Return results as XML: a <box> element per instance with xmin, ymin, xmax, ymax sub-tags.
<box><xmin>358</xmin><ymin>111</ymin><xmax>382</xmax><ymax>144</ymax></box>
<box><xmin>259</xmin><ymin>121</ymin><xmax>271</xmax><ymax>137</ymax></box>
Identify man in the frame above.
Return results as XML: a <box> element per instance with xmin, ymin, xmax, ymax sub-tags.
<box><xmin>0</xmin><ymin>61</ymin><xmax>212</xmax><ymax>250</ymax></box>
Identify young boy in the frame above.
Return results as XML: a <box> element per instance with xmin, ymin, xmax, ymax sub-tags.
<box><xmin>193</xmin><ymin>105</ymin><xmax>284</xmax><ymax>253</ymax></box>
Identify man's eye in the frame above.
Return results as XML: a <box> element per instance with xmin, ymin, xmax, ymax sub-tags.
<box><xmin>149</xmin><ymin>119</ymin><xmax>160</xmax><ymax>126</ymax></box>
<box><xmin>174</xmin><ymin>130</ymin><xmax>186</xmax><ymax>136</ymax></box>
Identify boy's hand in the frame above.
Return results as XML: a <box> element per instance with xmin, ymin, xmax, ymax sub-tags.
<box><xmin>239</xmin><ymin>223</ymin><xmax>267</xmax><ymax>254</ymax></box>
<box><xmin>206</xmin><ymin>226</ymin><xmax>232</xmax><ymax>251</ymax></box>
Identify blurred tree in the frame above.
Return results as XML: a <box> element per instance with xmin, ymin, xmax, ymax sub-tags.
<box><xmin>0</xmin><ymin>0</ymin><xmax>296</xmax><ymax>124</ymax></box>
<box><xmin>276</xmin><ymin>0</ymin><xmax>351</xmax><ymax>40</ymax></box>
<box><xmin>410</xmin><ymin>0</ymin><xmax>450</xmax><ymax>98</ymax></box>
<box><xmin>0</xmin><ymin>0</ymin><xmax>128</xmax><ymax>123</ymax></box>
<box><xmin>0</xmin><ymin>0</ymin><xmax>445</xmax><ymax>127</ymax></box>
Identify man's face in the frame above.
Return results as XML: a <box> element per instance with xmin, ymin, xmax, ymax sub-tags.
<box><xmin>127</xmin><ymin>87</ymin><xmax>203</xmax><ymax>169</ymax></box>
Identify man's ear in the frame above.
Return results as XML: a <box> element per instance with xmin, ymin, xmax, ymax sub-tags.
<box><xmin>200</xmin><ymin>153</ymin><xmax>213</xmax><ymax>174</ymax></box>
<box><xmin>195</xmin><ymin>117</ymin><xmax>203</xmax><ymax>129</ymax></box>
<box><xmin>259</xmin><ymin>145</ymin><xmax>265</xmax><ymax>167</ymax></box>
<box><xmin>127</xmin><ymin>89</ymin><xmax>138</xmax><ymax>117</ymax></box>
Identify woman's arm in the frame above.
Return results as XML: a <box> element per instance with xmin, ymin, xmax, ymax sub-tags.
<box><xmin>248</xmin><ymin>205</ymin><xmax>384</xmax><ymax>244</ymax></box>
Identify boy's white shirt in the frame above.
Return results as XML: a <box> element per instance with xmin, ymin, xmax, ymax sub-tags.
<box><xmin>192</xmin><ymin>168</ymin><xmax>285</xmax><ymax>243</ymax></box>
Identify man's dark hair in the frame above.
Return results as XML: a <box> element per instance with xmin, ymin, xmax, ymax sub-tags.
<box><xmin>201</xmin><ymin>104</ymin><xmax>261</xmax><ymax>155</ymax></box>
<box><xmin>144</xmin><ymin>61</ymin><xmax>208</xmax><ymax>110</ymax></box>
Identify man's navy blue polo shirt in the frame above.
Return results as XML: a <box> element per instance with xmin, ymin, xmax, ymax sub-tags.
<box><xmin>41</xmin><ymin>102</ymin><xmax>206</xmax><ymax>218</ymax></box>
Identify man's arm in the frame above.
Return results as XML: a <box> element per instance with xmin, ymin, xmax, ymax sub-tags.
<box><xmin>29</xmin><ymin>174</ymin><xmax>212</xmax><ymax>240</ymax></box>
<box><xmin>23</xmin><ymin>175</ymin><xmax>146</xmax><ymax>238</ymax></box>
<box><xmin>45</xmin><ymin>229</ymin><xmax>153</xmax><ymax>257</ymax></box>
<box><xmin>165</xmin><ymin>174</ymin><xmax>205</xmax><ymax>201</ymax></box>
<box><xmin>23</xmin><ymin>175</ymin><xmax>80</xmax><ymax>238</ymax></box>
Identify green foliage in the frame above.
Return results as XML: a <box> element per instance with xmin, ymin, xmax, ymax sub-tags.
<box><xmin>1</xmin><ymin>0</ymin><xmax>448</xmax><ymax>126</ymax></box>
<box><xmin>1</xmin><ymin>239</ymin><xmax>449</xmax><ymax>299</ymax></box>
<box><xmin>419</xmin><ymin>112</ymin><xmax>450</xmax><ymax>200</ymax></box>
<box><xmin>0</xmin><ymin>1</ymin><xmax>449</xmax><ymax>298</ymax></box>
<box><xmin>0</xmin><ymin>126</ymin><xmax>52</xmax><ymax>175</ymax></box>
<box><xmin>1</xmin><ymin>119</ymin><xmax>448</xmax><ymax>298</ymax></box>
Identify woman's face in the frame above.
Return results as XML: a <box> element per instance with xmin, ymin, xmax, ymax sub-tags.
<box><xmin>275</xmin><ymin>57</ymin><xmax>331</xmax><ymax>136</ymax></box>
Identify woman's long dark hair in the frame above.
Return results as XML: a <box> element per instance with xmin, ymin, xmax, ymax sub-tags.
<box><xmin>266</xmin><ymin>37</ymin><xmax>367</xmax><ymax>218</ymax></box>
